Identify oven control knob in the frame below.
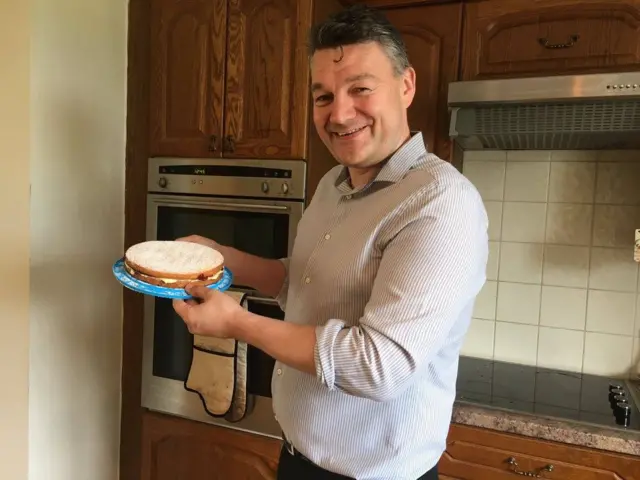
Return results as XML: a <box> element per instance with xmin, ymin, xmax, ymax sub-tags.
<box><xmin>281</xmin><ymin>182</ymin><xmax>289</xmax><ymax>194</ymax></box>
<box><xmin>158</xmin><ymin>177</ymin><xmax>168</xmax><ymax>188</ymax></box>
<box><xmin>261</xmin><ymin>181</ymin><xmax>269</xmax><ymax>193</ymax></box>
<box><xmin>614</xmin><ymin>402</ymin><xmax>631</xmax><ymax>426</ymax></box>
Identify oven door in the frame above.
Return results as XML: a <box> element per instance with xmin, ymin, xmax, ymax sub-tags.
<box><xmin>141</xmin><ymin>194</ymin><xmax>299</xmax><ymax>437</ymax></box>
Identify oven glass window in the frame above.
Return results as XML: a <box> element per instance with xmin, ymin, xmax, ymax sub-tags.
<box><xmin>156</xmin><ymin>205</ymin><xmax>289</xmax><ymax>260</ymax></box>
<box><xmin>151</xmin><ymin>204</ymin><xmax>289</xmax><ymax>398</ymax></box>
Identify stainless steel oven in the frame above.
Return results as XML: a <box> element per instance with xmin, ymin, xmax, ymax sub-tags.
<box><xmin>141</xmin><ymin>157</ymin><xmax>306</xmax><ymax>438</ymax></box>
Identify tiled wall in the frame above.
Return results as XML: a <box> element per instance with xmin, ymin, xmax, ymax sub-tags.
<box><xmin>461</xmin><ymin>150</ymin><xmax>640</xmax><ymax>379</ymax></box>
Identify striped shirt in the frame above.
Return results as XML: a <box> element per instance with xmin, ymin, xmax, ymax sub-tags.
<box><xmin>273</xmin><ymin>132</ymin><xmax>488</xmax><ymax>480</ymax></box>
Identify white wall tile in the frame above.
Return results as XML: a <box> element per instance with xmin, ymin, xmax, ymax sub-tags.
<box><xmin>473</xmin><ymin>281</ymin><xmax>497</xmax><ymax>320</ymax></box>
<box><xmin>542</xmin><ymin>245</ymin><xmax>590</xmax><ymax>288</ymax></box>
<box><xmin>504</xmin><ymin>162</ymin><xmax>550</xmax><ymax>202</ymax></box>
<box><xmin>461</xmin><ymin>319</ymin><xmax>495</xmax><ymax>359</ymax></box>
<box><xmin>595</xmin><ymin>163</ymin><xmax>640</xmax><ymax>205</ymax></box>
<box><xmin>631</xmin><ymin>338</ymin><xmax>640</xmax><ymax>377</ymax></box>
<box><xmin>494</xmin><ymin>322</ymin><xmax>539</xmax><ymax>365</ymax></box>
<box><xmin>502</xmin><ymin>202</ymin><xmax>546</xmax><ymax>243</ymax></box>
<box><xmin>583</xmin><ymin>333</ymin><xmax>633</xmax><ymax>377</ymax></box>
<box><xmin>551</xmin><ymin>151</ymin><xmax>598</xmax><ymax>162</ymax></box>
<box><xmin>464</xmin><ymin>150</ymin><xmax>507</xmax><ymax>162</ymax></box>
<box><xmin>548</xmin><ymin>162</ymin><xmax>596</xmax><ymax>203</ymax></box>
<box><xmin>586</xmin><ymin>290</ymin><xmax>636</xmax><ymax>336</ymax></box>
<box><xmin>496</xmin><ymin>282</ymin><xmax>541</xmax><ymax>325</ymax></box>
<box><xmin>508</xmin><ymin>151</ymin><xmax>551</xmax><ymax>162</ymax></box>
<box><xmin>545</xmin><ymin>203</ymin><xmax>593</xmax><ymax>246</ymax></box>
<box><xmin>537</xmin><ymin>327</ymin><xmax>584</xmax><ymax>372</ymax></box>
<box><xmin>462</xmin><ymin>160</ymin><xmax>505</xmax><ymax>201</ymax></box>
<box><xmin>460</xmin><ymin>150</ymin><xmax>640</xmax><ymax>378</ymax></box>
<box><xmin>484</xmin><ymin>201</ymin><xmax>502</xmax><ymax>241</ymax></box>
<box><xmin>592</xmin><ymin>205</ymin><xmax>640</xmax><ymax>248</ymax></box>
<box><xmin>539</xmin><ymin>286</ymin><xmax>587</xmax><ymax>330</ymax></box>
<box><xmin>487</xmin><ymin>241</ymin><xmax>500</xmax><ymax>281</ymax></box>
<box><xmin>598</xmin><ymin>151</ymin><xmax>640</xmax><ymax>162</ymax></box>
<box><xmin>635</xmin><ymin>295</ymin><xmax>640</xmax><ymax>338</ymax></box>
<box><xmin>589</xmin><ymin>247</ymin><xmax>638</xmax><ymax>292</ymax></box>
<box><xmin>499</xmin><ymin>242</ymin><xmax>544</xmax><ymax>284</ymax></box>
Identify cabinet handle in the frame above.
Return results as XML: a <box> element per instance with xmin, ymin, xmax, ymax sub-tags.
<box><xmin>506</xmin><ymin>457</ymin><xmax>554</xmax><ymax>477</ymax></box>
<box><xmin>538</xmin><ymin>34</ymin><xmax>579</xmax><ymax>49</ymax></box>
<box><xmin>223</xmin><ymin>135</ymin><xmax>235</xmax><ymax>153</ymax></box>
<box><xmin>208</xmin><ymin>135</ymin><xmax>218</xmax><ymax>152</ymax></box>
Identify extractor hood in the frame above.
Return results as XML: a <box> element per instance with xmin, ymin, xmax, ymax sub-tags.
<box><xmin>448</xmin><ymin>72</ymin><xmax>640</xmax><ymax>151</ymax></box>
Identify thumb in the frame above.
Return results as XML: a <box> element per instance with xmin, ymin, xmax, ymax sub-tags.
<box><xmin>185</xmin><ymin>283</ymin><xmax>212</xmax><ymax>299</ymax></box>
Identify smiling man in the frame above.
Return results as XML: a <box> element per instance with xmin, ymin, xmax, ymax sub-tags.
<box><xmin>173</xmin><ymin>5</ymin><xmax>488</xmax><ymax>480</ymax></box>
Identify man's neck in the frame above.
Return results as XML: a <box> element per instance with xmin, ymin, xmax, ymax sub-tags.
<box><xmin>347</xmin><ymin>130</ymin><xmax>413</xmax><ymax>190</ymax></box>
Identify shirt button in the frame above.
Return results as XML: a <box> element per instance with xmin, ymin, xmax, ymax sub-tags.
<box><xmin>304</xmin><ymin>277</ymin><xmax>311</xmax><ymax>284</ymax></box>
<box><xmin>324</xmin><ymin>234</ymin><xmax>331</xmax><ymax>240</ymax></box>
<box><xmin>277</xmin><ymin>368</ymin><xmax>282</xmax><ymax>375</ymax></box>
<box><xmin>345</xmin><ymin>194</ymin><xmax>352</xmax><ymax>200</ymax></box>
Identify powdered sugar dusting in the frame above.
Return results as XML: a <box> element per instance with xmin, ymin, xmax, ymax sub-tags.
<box><xmin>125</xmin><ymin>240</ymin><xmax>224</xmax><ymax>275</ymax></box>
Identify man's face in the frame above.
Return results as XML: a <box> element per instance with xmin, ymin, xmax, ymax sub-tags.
<box><xmin>310</xmin><ymin>42</ymin><xmax>416</xmax><ymax>169</ymax></box>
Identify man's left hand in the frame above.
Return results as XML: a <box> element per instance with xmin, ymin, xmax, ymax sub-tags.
<box><xmin>172</xmin><ymin>284</ymin><xmax>244</xmax><ymax>338</ymax></box>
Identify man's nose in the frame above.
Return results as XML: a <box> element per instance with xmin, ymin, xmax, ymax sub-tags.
<box><xmin>329</xmin><ymin>94</ymin><xmax>356</xmax><ymax>125</ymax></box>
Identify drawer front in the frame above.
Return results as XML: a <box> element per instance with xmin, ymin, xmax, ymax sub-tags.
<box><xmin>462</xmin><ymin>0</ymin><xmax>640</xmax><ymax>79</ymax></box>
<box><xmin>439</xmin><ymin>424</ymin><xmax>639</xmax><ymax>480</ymax></box>
<box><xmin>442</xmin><ymin>440</ymin><xmax>622</xmax><ymax>480</ymax></box>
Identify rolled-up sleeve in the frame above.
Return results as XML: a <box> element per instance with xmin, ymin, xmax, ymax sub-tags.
<box><xmin>314</xmin><ymin>180</ymin><xmax>488</xmax><ymax>402</ymax></box>
<box><xmin>274</xmin><ymin>257</ymin><xmax>290</xmax><ymax>310</ymax></box>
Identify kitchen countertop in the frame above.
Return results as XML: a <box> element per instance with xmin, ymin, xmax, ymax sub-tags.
<box><xmin>451</xmin><ymin>399</ymin><xmax>640</xmax><ymax>456</ymax></box>
<box><xmin>454</xmin><ymin>356</ymin><xmax>640</xmax><ymax>457</ymax></box>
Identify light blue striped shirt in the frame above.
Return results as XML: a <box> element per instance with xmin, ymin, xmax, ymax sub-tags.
<box><xmin>273</xmin><ymin>132</ymin><xmax>488</xmax><ymax>480</ymax></box>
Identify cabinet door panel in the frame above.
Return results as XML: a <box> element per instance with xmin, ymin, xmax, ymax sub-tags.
<box><xmin>462</xmin><ymin>0</ymin><xmax>640</xmax><ymax>80</ymax></box>
<box><xmin>150</xmin><ymin>0</ymin><xmax>227</xmax><ymax>157</ymax></box>
<box><xmin>384</xmin><ymin>3</ymin><xmax>462</xmax><ymax>161</ymax></box>
<box><xmin>224</xmin><ymin>0</ymin><xmax>312</xmax><ymax>159</ymax></box>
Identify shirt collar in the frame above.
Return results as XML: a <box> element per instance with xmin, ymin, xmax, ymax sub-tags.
<box><xmin>334</xmin><ymin>131</ymin><xmax>427</xmax><ymax>195</ymax></box>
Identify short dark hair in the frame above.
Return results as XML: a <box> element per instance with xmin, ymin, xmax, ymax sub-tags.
<box><xmin>307</xmin><ymin>4</ymin><xmax>411</xmax><ymax>76</ymax></box>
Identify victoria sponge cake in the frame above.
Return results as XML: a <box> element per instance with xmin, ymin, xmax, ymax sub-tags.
<box><xmin>124</xmin><ymin>240</ymin><xmax>225</xmax><ymax>288</ymax></box>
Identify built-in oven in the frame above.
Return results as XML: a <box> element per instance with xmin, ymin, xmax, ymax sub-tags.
<box><xmin>141</xmin><ymin>157</ymin><xmax>306</xmax><ymax>438</ymax></box>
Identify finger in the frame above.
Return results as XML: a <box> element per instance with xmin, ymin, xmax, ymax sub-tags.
<box><xmin>175</xmin><ymin>235</ymin><xmax>196</xmax><ymax>242</ymax></box>
<box><xmin>185</xmin><ymin>283</ymin><xmax>211</xmax><ymax>300</ymax></box>
<box><xmin>172</xmin><ymin>298</ymin><xmax>192</xmax><ymax>320</ymax></box>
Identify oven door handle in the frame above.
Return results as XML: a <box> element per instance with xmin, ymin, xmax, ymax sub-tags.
<box><xmin>154</xmin><ymin>199</ymin><xmax>290</xmax><ymax>212</ymax></box>
<box><xmin>243</xmin><ymin>295</ymin><xmax>281</xmax><ymax>307</ymax></box>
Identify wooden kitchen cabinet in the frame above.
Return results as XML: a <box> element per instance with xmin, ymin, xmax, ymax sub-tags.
<box><xmin>438</xmin><ymin>424</ymin><xmax>640</xmax><ymax>480</ymax></box>
<box><xmin>149</xmin><ymin>0</ymin><xmax>312</xmax><ymax>160</ymax></box>
<box><xmin>381</xmin><ymin>2</ymin><xmax>462</xmax><ymax>161</ymax></box>
<box><xmin>462</xmin><ymin>0</ymin><xmax>640</xmax><ymax>80</ymax></box>
<box><xmin>141</xmin><ymin>411</ymin><xmax>282</xmax><ymax>480</ymax></box>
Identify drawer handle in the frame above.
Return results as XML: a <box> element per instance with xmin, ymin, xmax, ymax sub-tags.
<box><xmin>538</xmin><ymin>34</ymin><xmax>579</xmax><ymax>49</ymax></box>
<box><xmin>506</xmin><ymin>457</ymin><xmax>554</xmax><ymax>477</ymax></box>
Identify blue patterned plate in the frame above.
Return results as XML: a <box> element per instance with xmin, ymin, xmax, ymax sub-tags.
<box><xmin>112</xmin><ymin>257</ymin><xmax>233</xmax><ymax>299</ymax></box>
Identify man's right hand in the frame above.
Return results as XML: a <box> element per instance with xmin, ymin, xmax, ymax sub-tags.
<box><xmin>176</xmin><ymin>234</ymin><xmax>220</xmax><ymax>250</ymax></box>
<box><xmin>175</xmin><ymin>234</ymin><xmax>287</xmax><ymax>299</ymax></box>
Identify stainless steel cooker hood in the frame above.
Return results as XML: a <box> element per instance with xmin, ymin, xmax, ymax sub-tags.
<box><xmin>448</xmin><ymin>72</ymin><xmax>640</xmax><ymax>151</ymax></box>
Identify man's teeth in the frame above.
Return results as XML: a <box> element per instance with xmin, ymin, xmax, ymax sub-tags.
<box><xmin>336</xmin><ymin>126</ymin><xmax>366</xmax><ymax>137</ymax></box>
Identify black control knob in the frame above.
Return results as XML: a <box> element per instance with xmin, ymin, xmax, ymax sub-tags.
<box><xmin>611</xmin><ymin>393</ymin><xmax>627</xmax><ymax>409</ymax></box>
<box><xmin>609</xmin><ymin>388</ymin><xmax>625</xmax><ymax>406</ymax></box>
<box><xmin>158</xmin><ymin>176</ymin><xmax>168</xmax><ymax>188</ymax></box>
<box><xmin>609</xmin><ymin>382</ymin><xmax>624</xmax><ymax>392</ymax></box>
<box><xmin>614</xmin><ymin>402</ymin><xmax>631</xmax><ymax>427</ymax></box>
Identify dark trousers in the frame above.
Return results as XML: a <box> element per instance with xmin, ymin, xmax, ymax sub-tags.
<box><xmin>276</xmin><ymin>445</ymin><xmax>439</xmax><ymax>480</ymax></box>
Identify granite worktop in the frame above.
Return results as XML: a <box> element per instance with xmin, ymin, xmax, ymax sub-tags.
<box><xmin>451</xmin><ymin>394</ymin><xmax>640</xmax><ymax>457</ymax></box>
<box><xmin>453</xmin><ymin>356</ymin><xmax>640</xmax><ymax>456</ymax></box>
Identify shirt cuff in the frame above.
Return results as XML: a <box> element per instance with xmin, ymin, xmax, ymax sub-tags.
<box><xmin>274</xmin><ymin>257</ymin><xmax>290</xmax><ymax>310</ymax></box>
<box><xmin>314</xmin><ymin>319</ymin><xmax>346</xmax><ymax>390</ymax></box>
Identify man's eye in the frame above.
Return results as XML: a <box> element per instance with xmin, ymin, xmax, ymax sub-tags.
<box><xmin>314</xmin><ymin>95</ymin><xmax>331</xmax><ymax>106</ymax></box>
<box><xmin>353</xmin><ymin>87</ymin><xmax>371</xmax><ymax>94</ymax></box>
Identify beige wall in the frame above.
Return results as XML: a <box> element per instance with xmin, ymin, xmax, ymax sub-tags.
<box><xmin>1</xmin><ymin>0</ymin><xmax>128</xmax><ymax>478</ymax></box>
<box><xmin>0</xmin><ymin>0</ymin><xmax>31</xmax><ymax>478</ymax></box>
<box><xmin>461</xmin><ymin>150</ymin><xmax>640</xmax><ymax>379</ymax></box>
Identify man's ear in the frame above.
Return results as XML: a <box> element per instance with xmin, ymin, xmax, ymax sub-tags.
<box><xmin>401</xmin><ymin>66</ymin><xmax>416</xmax><ymax>108</ymax></box>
